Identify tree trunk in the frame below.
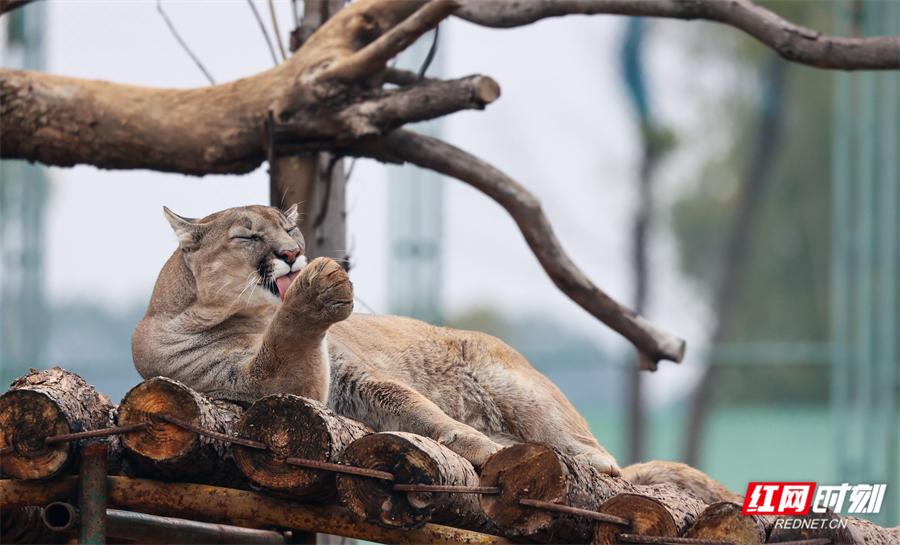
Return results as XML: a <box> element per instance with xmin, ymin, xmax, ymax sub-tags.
<box><xmin>232</xmin><ymin>394</ymin><xmax>370</xmax><ymax>500</ymax></box>
<box><xmin>478</xmin><ymin>443</ymin><xmax>633</xmax><ymax>543</ymax></box>
<box><xmin>116</xmin><ymin>377</ymin><xmax>245</xmax><ymax>486</ymax></box>
<box><xmin>0</xmin><ymin>367</ymin><xmax>115</xmax><ymax>480</ymax></box>
<box><xmin>682</xmin><ymin>501</ymin><xmax>768</xmax><ymax>544</ymax></box>
<box><xmin>594</xmin><ymin>483</ymin><xmax>706</xmax><ymax>544</ymax></box>
<box><xmin>336</xmin><ymin>432</ymin><xmax>496</xmax><ymax>532</ymax></box>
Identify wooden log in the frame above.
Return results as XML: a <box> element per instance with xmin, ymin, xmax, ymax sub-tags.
<box><xmin>0</xmin><ymin>477</ymin><xmax>514</xmax><ymax>545</ymax></box>
<box><xmin>594</xmin><ymin>483</ymin><xmax>707</xmax><ymax>544</ymax></box>
<box><xmin>0</xmin><ymin>368</ymin><xmax>115</xmax><ymax>480</ymax></box>
<box><xmin>116</xmin><ymin>377</ymin><xmax>245</xmax><ymax>486</ymax></box>
<box><xmin>479</xmin><ymin>443</ymin><xmax>634</xmax><ymax>543</ymax></box>
<box><xmin>232</xmin><ymin>394</ymin><xmax>370</xmax><ymax>499</ymax></box>
<box><xmin>767</xmin><ymin>509</ymin><xmax>900</xmax><ymax>545</ymax></box>
<box><xmin>682</xmin><ymin>502</ymin><xmax>767</xmax><ymax>544</ymax></box>
<box><xmin>336</xmin><ymin>431</ymin><xmax>497</xmax><ymax>532</ymax></box>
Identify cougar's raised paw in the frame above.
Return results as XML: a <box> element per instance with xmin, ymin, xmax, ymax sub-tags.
<box><xmin>285</xmin><ymin>257</ymin><xmax>353</xmax><ymax>324</ymax></box>
<box><xmin>575</xmin><ymin>451</ymin><xmax>621</xmax><ymax>477</ymax></box>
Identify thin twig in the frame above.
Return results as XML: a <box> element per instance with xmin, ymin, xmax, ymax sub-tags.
<box><xmin>268</xmin><ymin>0</ymin><xmax>288</xmax><ymax>60</ymax></box>
<box><xmin>247</xmin><ymin>0</ymin><xmax>280</xmax><ymax>66</ymax></box>
<box><xmin>156</xmin><ymin>0</ymin><xmax>216</xmax><ymax>85</ymax></box>
<box><xmin>418</xmin><ymin>25</ymin><xmax>440</xmax><ymax>79</ymax></box>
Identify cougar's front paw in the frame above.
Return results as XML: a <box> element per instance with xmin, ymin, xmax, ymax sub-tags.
<box><xmin>575</xmin><ymin>451</ymin><xmax>621</xmax><ymax>477</ymax></box>
<box><xmin>439</xmin><ymin>429</ymin><xmax>502</xmax><ymax>468</ymax></box>
<box><xmin>284</xmin><ymin>257</ymin><xmax>353</xmax><ymax>324</ymax></box>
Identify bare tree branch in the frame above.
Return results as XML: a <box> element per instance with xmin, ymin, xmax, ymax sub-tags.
<box><xmin>353</xmin><ymin>130</ymin><xmax>686</xmax><ymax>368</ymax></box>
<box><xmin>321</xmin><ymin>0</ymin><xmax>460</xmax><ymax>81</ymax></box>
<box><xmin>0</xmin><ymin>0</ymin><xmax>495</xmax><ymax>175</ymax></box>
<box><xmin>0</xmin><ymin>0</ymin><xmax>33</xmax><ymax>16</ymax></box>
<box><xmin>457</xmin><ymin>0</ymin><xmax>900</xmax><ymax>70</ymax></box>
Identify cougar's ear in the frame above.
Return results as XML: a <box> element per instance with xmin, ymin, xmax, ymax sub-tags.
<box><xmin>284</xmin><ymin>203</ymin><xmax>300</xmax><ymax>225</ymax></box>
<box><xmin>163</xmin><ymin>206</ymin><xmax>204</xmax><ymax>251</ymax></box>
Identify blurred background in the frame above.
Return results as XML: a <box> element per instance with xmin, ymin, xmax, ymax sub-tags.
<box><xmin>1</xmin><ymin>0</ymin><xmax>897</xmax><ymax>526</ymax></box>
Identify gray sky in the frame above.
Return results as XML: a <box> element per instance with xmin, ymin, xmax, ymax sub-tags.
<box><xmin>24</xmin><ymin>0</ymin><xmax>742</xmax><ymax>403</ymax></box>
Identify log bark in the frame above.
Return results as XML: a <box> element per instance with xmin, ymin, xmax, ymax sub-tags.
<box><xmin>0</xmin><ymin>476</ymin><xmax>514</xmax><ymax>545</ymax></box>
<box><xmin>232</xmin><ymin>394</ymin><xmax>370</xmax><ymax>499</ymax></box>
<box><xmin>479</xmin><ymin>443</ymin><xmax>634</xmax><ymax>543</ymax></box>
<box><xmin>336</xmin><ymin>431</ymin><xmax>496</xmax><ymax>532</ymax></box>
<box><xmin>594</xmin><ymin>483</ymin><xmax>706</xmax><ymax>544</ymax></box>
<box><xmin>0</xmin><ymin>0</ymin><xmax>492</xmax><ymax>174</ymax></box>
<box><xmin>0</xmin><ymin>368</ymin><xmax>115</xmax><ymax>480</ymax></box>
<box><xmin>116</xmin><ymin>377</ymin><xmax>245</xmax><ymax>486</ymax></box>
<box><xmin>682</xmin><ymin>501</ymin><xmax>767</xmax><ymax>544</ymax></box>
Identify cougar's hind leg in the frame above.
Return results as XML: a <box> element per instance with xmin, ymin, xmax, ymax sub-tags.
<box><xmin>337</xmin><ymin>375</ymin><xmax>503</xmax><ymax>468</ymax></box>
<box><xmin>474</xmin><ymin>336</ymin><xmax>622</xmax><ymax>475</ymax></box>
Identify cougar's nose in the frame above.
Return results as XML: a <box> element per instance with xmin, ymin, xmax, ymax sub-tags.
<box><xmin>277</xmin><ymin>248</ymin><xmax>299</xmax><ymax>265</ymax></box>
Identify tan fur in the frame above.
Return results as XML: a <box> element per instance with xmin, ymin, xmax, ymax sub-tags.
<box><xmin>621</xmin><ymin>461</ymin><xmax>742</xmax><ymax>504</ymax></box>
<box><xmin>134</xmin><ymin>204</ymin><xmax>738</xmax><ymax>499</ymax></box>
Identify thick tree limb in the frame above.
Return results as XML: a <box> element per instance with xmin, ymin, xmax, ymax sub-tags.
<box><xmin>354</xmin><ymin>130</ymin><xmax>686</xmax><ymax>367</ymax></box>
<box><xmin>457</xmin><ymin>0</ymin><xmax>900</xmax><ymax>70</ymax></box>
<box><xmin>273</xmin><ymin>75</ymin><xmax>499</xmax><ymax>145</ymax></box>
<box><xmin>0</xmin><ymin>0</ymin><xmax>483</xmax><ymax>174</ymax></box>
<box><xmin>0</xmin><ymin>69</ymin><xmax>495</xmax><ymax>175</ymax></box>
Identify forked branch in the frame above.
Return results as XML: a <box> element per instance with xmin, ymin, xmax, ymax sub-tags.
<box><xmin>321</xmin><ymin>0</ymin><xmax>460</xmax><ymax>81</ymax></box>
<box><xmin>457</xmin><ymin>0</ymin><xmax>900</xmax><ymax>70</ymax></box>
<box><xmin>354</xmin><ymin>130</ymin><xmax>686</xmax><ymax>368</ymax></box>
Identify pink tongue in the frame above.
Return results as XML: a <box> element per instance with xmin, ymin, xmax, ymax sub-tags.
<box><xmin>275</xmin><ymin>271</ymin><xmax>300</xmax><ymax>301</ymax></box>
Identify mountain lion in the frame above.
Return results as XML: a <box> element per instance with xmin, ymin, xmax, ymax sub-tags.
<box><xmin>132</xmin><ymin>204</ymin><xmax>736</xmax><ymax>502</ymax></box>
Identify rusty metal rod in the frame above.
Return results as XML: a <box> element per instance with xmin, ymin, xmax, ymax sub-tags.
<box><xmin>518</xmin><ymin>498</ymin><xmax>630</xmax><ymax>526</ymax></box>
<box><xmin>44</xmin><ymin>422</ymin><xmax>148</xmax><ymax>444</ymax></box>
<box><xmin>393</xmin><ymin>484</ymin><xmax>500</xmax><ymax>494</ymax></box>
<box><xmin>156</xmin><ymin>413</ymin><xmax>395</xmax><ymax>480</ymax></box>
<box><xmin>617</xmin><ymin>534</ymin><xmax>735</xmax><ymax>545</ymax></box>
<box><xmin>155</xmin><ymin>414</ymin><xmax>267</xmax><ymax>450</ymax></box>
<box><xmin>764</xmin><ymin>540</ymin><xmax>832</xmax><ymax>545</ymax></box>
<box><xmin>79</xmin><ymin>442</ymin><xmax>107</xmax><ymax>545</ymax></box>
<box><xmin>284</xmin><ymin>456</ymin><xmax>395</xmax><ymax>481</ymax></box>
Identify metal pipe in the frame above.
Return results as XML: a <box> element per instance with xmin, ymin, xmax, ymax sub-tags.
<box><xmin>39</xmin><ymin>503</ymin><xmax>286</xmax><ymax>544</ymax></box>
<box><xmin>105</xmin><ymin>509</ymin><xmax>286</xmax><ymax>544</ymax></box>
<box><xmin>78</xmin><ymin>442</ymin><xmax>107</xmax><ymax>545</ymax></box>
<box><xmin>40</xmin><ymin>501</ymin><xmax>77</xmax><ymax>532</ymax></box>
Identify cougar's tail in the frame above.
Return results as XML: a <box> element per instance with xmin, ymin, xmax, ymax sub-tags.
<box><xmin>622</xmin><ymin>460</ymin><xmax>743</xmax><ymax>504</ymax></box>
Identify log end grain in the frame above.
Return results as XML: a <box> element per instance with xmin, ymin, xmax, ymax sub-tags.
<box><xmin>337</xmin><ymin>431</ymin><xmax>480</xmax><ymax>530</ymax></box>
<box><xmin>683</xmin><ymin>502</ymin><xmax>766</xmax><ymax>545</ymax></box>
<box><xmin>117</xmin><ymin>377</ymin><xmax>202</xmax><ymax>463</ymax></box>
<box><xmin>233</xmin><ymin>394</ymin><xmax>369</xmax><ymax>496</ymax></box>
<box><xmin>478</xmin><ymin>443</ymin><xmax>567</xmax><ymax>534</ymax></box>
<box><xmin>0</xmin><ymin>390</ymin><xmax>70</xmax><ymax>480</ymax></box>
<box><xmin>594</xmin><ymin>493</ymin><xmax>677</xmax><ymax>544</ymax></box>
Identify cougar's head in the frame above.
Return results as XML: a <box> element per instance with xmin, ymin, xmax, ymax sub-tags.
<box><xmin>163</xmin><ymin>204</ymin><xmax>307</xmax><ymax>306</ymax></box>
